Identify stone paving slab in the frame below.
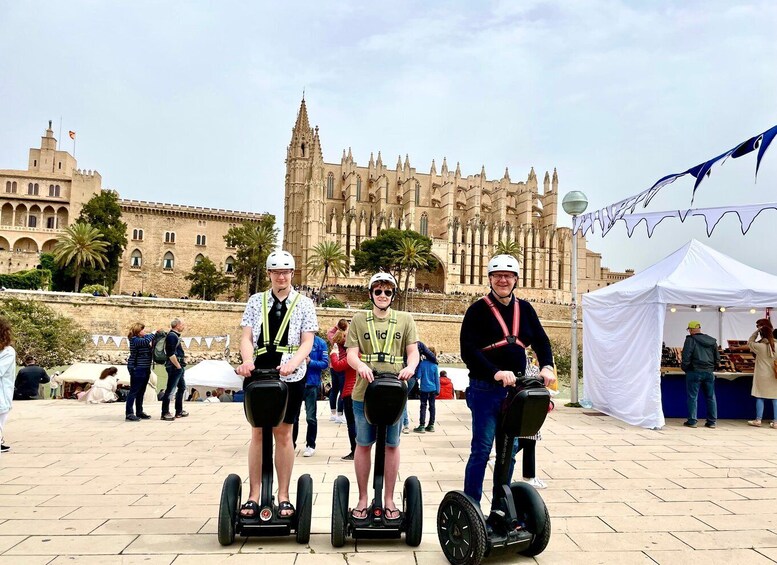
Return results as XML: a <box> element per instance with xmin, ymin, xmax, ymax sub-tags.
<box><xmin>3</xmin><ymin>398</ymin><xmax>777</xmax><ymax>563</ymax></box>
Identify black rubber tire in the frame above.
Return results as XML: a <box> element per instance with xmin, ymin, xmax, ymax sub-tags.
<box><xmin>331</xmin><ymin>475</ymin><xmax>350</xmax><ymax>548</ymax></box>
<box><xmin>403</xmin><ymin>476</ymin><xmax>423</xmax><ymax>547</ymax></box>
<box><xmin>295</xmin><ymin>474</ymin><xmax>313</xmax><ymax>544</ymax></box>
<box><xmin>437</xmin><ymin>491</ymin><xmax>487</xmax><ymax>565</ymax></box>
<box><xmin>511</xmin><ymin>481</ymin><xmax>551</xmax><ymax>557</ymax></box>
<box><xmin>217</xmin><ymin>474</ymin><xmax>241</xmax><ymax>546</ymax></box>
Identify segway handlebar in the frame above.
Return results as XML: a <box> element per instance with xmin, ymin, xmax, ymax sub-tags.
<box><xmin>371</xmin><ymin>370</ymin><xmax>400</xmax><ymax>380</ymax></box>
<box><xmin>248</xmin><ymin>368</ymin><xmax>281</xmax><ymax>380</ymax></box>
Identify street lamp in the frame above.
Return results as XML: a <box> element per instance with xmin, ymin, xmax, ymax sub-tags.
<box><xmin>562</xmin><ymin>190</ymin><xmax>588</xmax><ymax>405</ymax></box>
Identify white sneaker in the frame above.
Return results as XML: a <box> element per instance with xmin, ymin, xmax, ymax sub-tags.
<box><xmin>402</xmin><ymin>426</ymin><xmax>410</xmax><ymax>434</ymax></box>
<box><xmin>336</xmin><ymin>415</ymin><xmax>347</xmax><ymax>424</ymax></box>
<box><xmin>303</xmin><ymin>447</ymin><xmax>315</xmax><ymax>457</ymax></box>
<box><xmin>524</xmin><ymin>477</ymin><xmax>547</xmax><ymax>489</ymax></box>
<box><xmin>329</xmin><ymin>414</ymin><xmax>337</xmax><ymax>422</ymax></box>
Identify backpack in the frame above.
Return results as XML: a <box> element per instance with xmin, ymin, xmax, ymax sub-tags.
<box><xmin>153</xmin><ymin>331</ymin><xmax>171</xmax><ymax>364</ymax></box>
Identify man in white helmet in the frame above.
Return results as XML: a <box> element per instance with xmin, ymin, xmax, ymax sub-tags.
<box><xmin>236</xmin><ymin>250</ymin><xmax>319</xmax><ymax>519</ymax></box>
<box><xmin>345</xmin><ymin>271</ymin><xmax>420</xmax><ymax>522</ymax></box>
<box><xmin>460</xmin><ymin>254</ymin><xmax>556</xmax><ymax>505</ymax></box>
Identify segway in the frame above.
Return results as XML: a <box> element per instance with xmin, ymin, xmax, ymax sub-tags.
<box><xmin>331</xmin><ymin>371</ymin><xmax>423</xmax><ymax>547</ymax></box>
<box><xmin>218</xmin><ymin>368</ymin><xmax>313</xmax><ymax>545</ymax></box>
<box><xmin>437</xmin><ymin>375</ymin><xmax>551</xmax><ymax>564</ymax></box>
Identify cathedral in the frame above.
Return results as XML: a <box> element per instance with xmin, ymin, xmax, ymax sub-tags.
<box><xmin>282</xmin><ymin>100</ymin><xmax>631</xmax><ymax>302</ymax></box>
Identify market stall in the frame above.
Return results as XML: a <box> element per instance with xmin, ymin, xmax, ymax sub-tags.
<box><xmin>57</xmin><ymin>363</ymin><xmax>158</xmax><ymax>403</ymax></box>
<box><xmin>582</xmin><ymin>240</ymin><xmax>777</xmax><ymax>429</ymax></box>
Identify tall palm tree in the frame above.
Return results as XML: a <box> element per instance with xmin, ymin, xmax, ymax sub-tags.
<box><xmin>53</xmin><ymin>222</ymin><xmax>108</xmax><ymax>292</ymax></box>
<box><xmin>495</xmin><ymin>238</ymin><xmax>522</xmax><ymax>259</ymax></box>
<box><xmin>395</xmin><ymin>236</ymin><xmax>432</xmax><ymax>310</ymax></box>
<box><xmin>245</xmin><ymin>223</ymin><xmax>276</xmax><ymax>294</ymax></box>
<box><xmin>306</xmin><ymin>241</ymin><xmax>349</xmax><ymax>293</ymax></box>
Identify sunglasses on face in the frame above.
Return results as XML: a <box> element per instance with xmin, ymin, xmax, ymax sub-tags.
<box><xmin>372</xmin><ymin>289</ymin><xmax>393</xmax><ymax>297</ymax></box>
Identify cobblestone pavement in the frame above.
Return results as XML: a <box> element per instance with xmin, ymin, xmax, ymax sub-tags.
<box><xmin>1</xmin><ymin>399</ymin><xmax>777</xmax><ymax>564</ymax></box>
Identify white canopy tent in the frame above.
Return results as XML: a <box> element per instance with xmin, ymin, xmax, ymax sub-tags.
<box><xmin>582</xmin><ymin>239</ymin><xmax>777</xmax><ymax>429</ymax></box>
<box><xmin>57</xmin><ymin>363</ymin><xmax>158</xmax><ymax>403</ymax></box>
<box><xmin>184</xmin><ymin>360</ymin><xmax>243</xmax><ymax>391</ymax></box>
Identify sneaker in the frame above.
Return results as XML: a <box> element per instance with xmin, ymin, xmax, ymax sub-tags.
<box><xmin>303</xmin><ymin>447</ymin><xmax>315</xmax><ymax>457</ymax></box>
<box><xmin>524</xmin><ymin>477</ymin><xmax>547</xmax><ymax>489</ymax></box>
<box><xmin>330</xmin><ymin>414</ymin><xmax>338</xmax><ymax>422</ymax></box>
<box><xmin>0</xmin><ymin>444</ymin><xmax>9</xmax><ymax>453</ymax></box>
<box><xmin>413</xmin><ymin>425</ymin><xmax>426</xmax><ymax>433</ymax></box>
<box><xmin>341</xmin><ymin>453</ymin><xmax>354</xmax><ymax>461</ymax></box>
<box><xmin>138</xmin><ymin>413</ymin><xmax>152</xmax><ymax>420</ymax></box>
<box><xmin>336</xmin><ymin>415</ymin><xmax>347</xmax><ymax>424</ymax></box>
<box><xmin>161</xmin><ymin>413</ymin><xmax>175</xmax><ymax>421</ymax></box>
<box><xmin>705</xmin><ymin>422</ymin><xmax>717</xmax><ymax>428</ymax></box>
<box><xmin>175</xmin><ymin>411</ymin><xmax>189</xmax><ymax>418</ymax></box>
<box><xmin>683</xmin><ymin>421</ymin><xmax>698</xmax><ymax>428</ymax></box>
<box><xmin>125</xmin><ymin>414</ymin><xmax>140</xmax><ymax>422</ymax></box>
<box><xmin>425</xmin><ymin>424</ymin><xmax>435</xmax><ymax>432</ymax></box>
<box><xmin>402</xmin><ymin>426</ymin><xmax>410</xmax><ymax>434</ymax></box>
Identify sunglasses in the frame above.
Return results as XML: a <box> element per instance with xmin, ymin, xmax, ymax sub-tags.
<box><xmin>372</xmin><ymin>289</ymin><xmax>393</xmax><ymax>297</ymax></box>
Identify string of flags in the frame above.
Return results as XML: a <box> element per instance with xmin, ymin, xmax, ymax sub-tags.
<box><xmin>573</xmin><ymin>124</ymin><xmax>777</xmax><ymax>238</ymax></box>
<box><xmin>90</xmin><ymin>334</ymin><xmax>231</xmax><ymax>349</ymax></box>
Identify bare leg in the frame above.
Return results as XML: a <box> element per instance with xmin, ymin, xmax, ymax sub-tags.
<box><xmin>384</xmin><ymin>446</ymin><xmax>400</xmax><ymax>513</ymax></box>
<box><xmin>241</xmin><ymin>427</ymin><xmax>263</xmax><ymax>516</ymax></box>
<box><xmin>354</xmin><ymin>444</ymin><xmax>372</xmax><ymax>513</ymax></box>
<box><xmin>273</xmin><ymin>423</ymin><xmax>294</xmax><ymax>515</ymax></box>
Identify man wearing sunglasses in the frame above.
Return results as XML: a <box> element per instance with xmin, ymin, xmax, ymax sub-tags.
<box><xmin>236</xmin><ymin>250</ymin><xmax>319</xmax><ymax>520</ymax></box>
<box><xmin>345</xmin><ymin>271</ymin><xmax>420</xmax><ymax>522</ymax></box>
<box><xmin>460</xmin><ymin>254</ymin><xmax>555</xmax><ymax>507</ymax></box>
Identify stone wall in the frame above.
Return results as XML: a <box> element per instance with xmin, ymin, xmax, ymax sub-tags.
<box><xmin>2</xmin><ymin>289</ymin><xmax>579</xmax><ymax>362</ymax></box>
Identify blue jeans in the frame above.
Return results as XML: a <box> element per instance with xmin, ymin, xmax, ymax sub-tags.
<box><xmin>162</xmin><ymin>365</ymin><xmax>186</xmax><ymax>416</ymax></box>
<box><xmin>300</xmin><ymin>385</ymin><xmax>318</xmax><ymax>448</ymax></box>
<box><xmin>353</xmin><ymin>400</ymin><xmax>401</xmax><ymax>447</ymax></box>
<box><xmin>329</xmin><ymin>371</ymin><xmax>345</xmax><ymax>413</ymax></box>
<box><xmin>464</xmin><ymin>379</ymin><xmax>518</xmax><ymax>504</ymax></box>
<box><xmin>402</xmin><ymin>376</ymin><xmax>418</xmax><ymax>427</ymax></box>
<box><xmin>419</xmin><ymin>391</ymin><xmax>436</xmax><ymax>426</ymax></box>
<box><xmin>685</xmin><ymin>371</ymin><xmax>717</xmax><ymax>424</ymax></box>
<box><xmin>126</xmin><ymin>367</ymin><xmax>151</xmax><ymax>416</ymax></box>
<box><xmin>755</xmin><ymin>398</ymin><xmax>777</xmax><ymax>421</ymax></box>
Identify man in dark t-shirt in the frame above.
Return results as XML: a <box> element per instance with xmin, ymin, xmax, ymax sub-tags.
<box><xmin>14</xmin><ymin>356</ymin><xmax>50</xmax><ymax>400</ymax></box>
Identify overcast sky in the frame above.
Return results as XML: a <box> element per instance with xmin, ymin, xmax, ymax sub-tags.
<box><xmin>1</xmin><ymin>0</ymin><xmax>775</xmax><ymax>274</ymax></box>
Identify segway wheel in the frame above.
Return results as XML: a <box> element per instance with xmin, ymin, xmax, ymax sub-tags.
<box><xmin>331</xmin><ymin>475</ymin><xmax>350</xmax><ymax>547</ymax></box>
<box><xmin>437</xmin><ymin>491</ymin><xmax>487</xmax><ymax>565</ymax></box>
<box><xmin>403</xmin><ymin>476</ymin><xmax>423</xmax><ymax>547</ymax></box>
<box><xmin>510</xmin><ymin>482</ymin><xmax>551</xmax><ymax>556</ymax></box>
<box><xmin>217</xmin><ymin>474</ymin><xmax>241</xmax><ymax>546</ymax></box>
<box><xmin>295</xmin><ymin>474</ymin><xmax>313</xmax><ymax>544</ymax></box>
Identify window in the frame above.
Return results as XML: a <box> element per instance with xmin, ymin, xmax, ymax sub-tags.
<box><xmin>49</xmin><ymin>185</ymin><xmax>55</xmax><ymax>197</ymax></box>
<box><xmin>27</xmin><ymin>183</ymin><xmax>33</xmax><ymax>195</ymax></box>
<box><xmin>54</xmin><ymin>185</ymin><xmax>60</xmax><ymax>197</ymax></box>
<box><xmin>415</xmin><ymin>182</ymin><xmax>420</xmax><ymax>205</ymax></box>
<box><xmin>225</xmin><ymin>256</ymin><xmax>235</xmax><ymax>274</ymax></box>
<box><xmin>58</xmin><ymin>162</ymin><xmax>62</xmax><ymax>170</ymax></box>
<box><xmin>164</xmin><ymin>231</ymin><xmax>176</xmax><ymax>243</ymax></box>
<box><xmin>196</xmin><ymin>234</ymin><xmax>206</xmax><ymax>246</ymax></box>
<box><xmin>420</xmin><ymin>213</ymin><xmax>428</xmax><ymax>237</ymax></box>
<box><xmin>356</xmin><ymin>176</ymin><xmax>362</xmax><ymax>202</ymax></box>
<box><xmin>28</xmin><ymin>216</ymin><xmax>37</xmax><ymax>228</ymax></box>
<box><xmin>4</xmin><ymin>182</ymin><xmax>9</xmax><ymax>193</ymax></box>
<box><xmin>33</xmin><ymin>183</ymin><xmax>39</xmax><ymax>195</ymax></box>
<box><xmin>194</xmin><ymin>254</ymin><xmax>204</xmax><ymax>266</ymax></box>
<box><xmin>11</xmin><ymin>182</ymin><xmax>16</xmax><ymax>193</ymax></box>
<box><xmin>33</xmin><ymin>160</ymin><xmax>37</xmax><ymax>167</ymax></box>
<box><xmin>46</xmin><ymin>217</ymin><xmax>55</xmax><ymax>229</ymax></box>
<box><xmin>132</xmin><ymin>229</ymin><xmax>144</xmax><ymax>241</ymax></box>
<box><xmin>327</xmin><ymin>174</ymin><xmax>334</xmax><ymax>199</ymax></box>
<box><xmin>131</xmin><ymin>249</ymin><xmax>142</xmax><ymax>268</ymax></box>
<box><xmin>163</xmin><ymin>251</ymin><xmax>174</xmax><ymax>270</ymax></box>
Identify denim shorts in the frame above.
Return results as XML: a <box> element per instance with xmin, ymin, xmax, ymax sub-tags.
<box><xmin>352</xmin><ymin>400</ymin><xmax>402</xmax><ymax>448</ymax></box>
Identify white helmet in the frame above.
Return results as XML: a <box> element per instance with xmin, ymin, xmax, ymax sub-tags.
<box><xmin>369</xmin><ymin>272</ymin><xmax>397</xmax><ymax>289</ymax></box>
<box><xmin>488</xmin><ymin>254</ymin><xmax>520</xmax><ymax>275</ymax></box>
<box><xmin>266</xmin><ymin>250</ymin><xmax>295</xmax><ymax>271</ymax></box>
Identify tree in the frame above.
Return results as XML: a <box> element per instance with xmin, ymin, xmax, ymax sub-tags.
<box><xmin>75</xmin><ymin>191</ymin><xmax>128</xmax><ymax>290</ymax></box>
<box><xmin>306</xmin><ymin>241</ymin><xmax>349</xmax><ymax>293</ymax></box>
<box><xmin>395</xmin><ymin>236</ymin><xmax>435</xmax><ymax>310</ymax></box>
<box><xmin>53</xmin><ymin>222</ymin><xmax>108</xmax><ymax>292</ymax></box>
<box><xmin>185</xmin><ymin>256</ymin><xmax>231</xmax><ymax>300</ymax></box>
<box><xmin>0</xmin><ymin>298</ymin><xmax>89</xmax><ymax>367</ymax></box>
<box><xmin>224</xmin><ymin>217</ymin><xmax>278</xmax><ymax>295</ymax></box>
<box><xmin>494</xmin><ymin>238</ymin><xmax>523</xmax><ymax>258</ymax></box>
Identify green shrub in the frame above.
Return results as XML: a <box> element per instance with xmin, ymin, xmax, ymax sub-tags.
<box><xmin>0</xmin><ymin>298</ymin><xmax>90</xmax><ymax>367</ymax></box>
<box><xmin>0</xmin><ymin>268</ymin><xmax>51</xmax><ymax>290</ymax></box>
<box><xmin>321</xmin><ymin>297</ymin><xmax>346</xmax><ymax>309</ymax></box>
<box><xmin>80</xmin><ymin>284</ymin><xmax>110</xmax><ymax>296</ymax></box>
<box><xmin>549</xmin><ymin>337</ymin><xmax>583</xmax><ymax>387</ymax></box>
<box><xmin>360</xmin><ymin>300</ymin><xmax>372</xmax><ymax>310</ymax></box>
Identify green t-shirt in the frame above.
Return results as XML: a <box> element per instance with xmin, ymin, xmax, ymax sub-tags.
<box><xmin>346</xmin><ymin>308</ymin><xmax>418</xmax><ymax>402</ymax></box>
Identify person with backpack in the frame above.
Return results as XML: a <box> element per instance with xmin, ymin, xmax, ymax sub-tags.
<box><xmin>160</xmin><ymin>318</ymin><xmax>188</xmax><ymax>421</ymax></box>
<box><xmin>459</xmin><ymin>254</ymin><xmax>555</xmax><ymax>507</ymax></box>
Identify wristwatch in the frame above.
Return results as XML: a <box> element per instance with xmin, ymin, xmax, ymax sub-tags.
<box><xmin>540</xmin><ymin>365</ymin><xmax>554</xmax><ymax>372</ymax></box>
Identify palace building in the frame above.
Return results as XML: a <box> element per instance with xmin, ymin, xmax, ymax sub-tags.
<box><xmin>283</xmin><ymin>100</ymin><xmax>631</xmax><ymax>302</ymax></box>
<box><xmin>0</xmin><ymin>122</ymin><xmax>267</xmax><ymax>297</ymax></box>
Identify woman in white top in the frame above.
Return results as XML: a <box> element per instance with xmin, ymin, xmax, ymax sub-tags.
<box><xmin>81</xmin><ymin>367</ymin><xmax>119</xmax><ymax>404</ymax></box>
<box><xmin>0</xmin><ymin>317</ymin><xmax>17</xmax><ymax>452</ymax></box>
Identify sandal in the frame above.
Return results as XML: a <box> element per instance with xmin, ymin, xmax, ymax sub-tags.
<box><xmin>351</xmin><ymin>507</ymin><xmax>369</xmax><ymax>522</ymax></box>
<box><xmin>384</xmin><ymin>507</ymin><xmax>402</xmax><ymax>522</ymax></box>
<box><xmin>278</xmin><ymin>500</ymin><xmax>295</xmax><ymax>518</ymax></box>
<box><xmin>748</xmin><ymin>420</ymin><xmax>762</xmax><ymax>427</ymax></box>
<box><xmin>239</xmin><ymin>500</ymin><xmax>259</xmax><ymax>518</ymax></box>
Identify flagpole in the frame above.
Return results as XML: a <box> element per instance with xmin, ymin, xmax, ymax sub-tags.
<box><xmin>58</xmin><ymin>117</ymin><xmax>62</xmax><ymax>149</ymax></box>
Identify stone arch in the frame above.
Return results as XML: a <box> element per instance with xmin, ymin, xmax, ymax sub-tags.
<box><xmin>0</xmin><ymin>236</ymin><xmax>9</xmax><ymax>251</ymax></box>
<box><xmin>15</xmin><ymin>203</ymin><xmax>27</xmax><ymax>227</ymax></box>
<box><xmin>41</xmin><ymin>239</ymin><xmax>58</xmax><ymax>252</ymax></box>
<box><xmin>163</xmin><ymin>251</ymin><xmax>175</xmax><ymax>270</ymax></box>
<box><xmin>194</xmin><ymin>253</ymin><xmax>205</xmax><ymax>266</ymax></box>
<box><xmin>225</xmin><ymin>255</ymin><xmax>235</xmax><ymax>274</ymax></box>
<box><xmin>414</xmin><ymin>252</ymin><xmax>446</xmax><ymax>293</ymax></box>
<box><xmin>131</xmin><ymin>249</ymin><xmax>143</xmax><ymax>268</ymax></box>
<box><xmin>1</xmin><ymin>203</ymin><xmax>13</xmax><ymax>226</ymax></box>
<box><xmin>14</xmin><ymin>237</ymin><xmax>38</xmax><ymax>253</ymax></box>
<box><xmin>42</xmin><ymin>205</ymin><xmax>56</xmax><ymax>229</ymax></box>
<box><xmin>56</xmin><ymin>207</ymin><xmax>68</xmax><ymax>228</ymax></box>
<box><xmin>28</xmin><ymin>204</ymin><xmax>41</xmax><ymax>228</ymax></box>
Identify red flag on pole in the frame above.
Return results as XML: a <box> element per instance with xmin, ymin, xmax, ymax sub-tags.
<box><xmin>69</xmin><ymin>131</ymin><xmax>76</xmax><ymax>140</ymax></box>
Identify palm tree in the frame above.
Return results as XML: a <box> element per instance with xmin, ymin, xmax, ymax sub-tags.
<box><xmin>395</xmin><ymin>236</ymin><xmax>432</xmax><ymax>310</ymax></box>
<box><xmin>53</xmin><ymin>222</ymin><xmax>108</xmax><ymax>292</ymax></box>
<box><xmin>245</xmin><ymin>223</ymin><xmax>276</xmax><ymax>294</ymax></box>
<box><xmin>306</xmin><ymin>241</ymin><xmax>349</xmax><ymax>295</ymax></box>
<box><xmin>495</xmin><ymin>238</ymin><xmax>522</xmax><ymax>258</ymax></box>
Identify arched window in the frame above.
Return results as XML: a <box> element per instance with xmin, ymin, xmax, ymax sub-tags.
<box><xmin>420</xmin><ymin>213</ymin><xmax>428</xmax><ymax>237</ymax></box>
<box><xmin>131</xmin><ymin>249</ymin><xmax>142</xmax><ymax>268</ymax></box>
<box><xmin>27</xmin><ymin>183</ymin><xmax>33</xmax><ymax>195</ymax></box>
<box><xmin>225</xmin><ymin>256</ymin><xmax>235</xmax><ymax>274</ymax></box>
<box><xmin>11</xmin><ymin>182</ymin><xmax>16</xmax><ymax>193</ymax></box>
<box><xmin>28</xmin><ymin>216</ymin><xmax>37</xmax><ymax>228</ymax></box>
<box><xmin>164</xmin><ymin>231</ymin><xmax>176</xmax><ymax>243</ymax></box>
<box><xmin>163</xmin><ymin>251</ymin><xmax>174</xmax><ymax>270</ymax></box>
<box><xmin>49</xmin><ymin>185</ymin><xmax>55</xmax><ymax>197</ymax></box>
<box><xmin>33</xmin><ymin>183</ymin><xmax>39</xmax><ymax>195</ymax></box>
<box><xmin>327</xmin><ymin>174</ymin><xmax>334</xmax><ymax>199</ymax></box>
<box><xmin>194</xmin><ymin>253</ymin><xmax>204</xmax><ymax>265</ymax></box>
<box><xmin>460</xmin><ymin>250</ymin><xmax>466</xmax><ymax>283</ymax></box>
<box><xmin>54</xmin><ymin>185</ymin><xmax>60</xmax><ymax>197</ymax></box>
<box><xmin>356</xmin><ymin>176</ymin><xmax>362</xmax><ymax>202</ymax></box>
<box><xmin>415</xmin><ymin>182</ymin><xmax>420</xmax><ymax>205</ymax></box>
<box><xmin>196</xmin><ymin>234</ymin><xmax>206</xmax><ymax>246</ymax></box>
<box><xmin>5</xmin><ymin>182</ymin><xmax>10</xmax><ymax>193</ymax></box>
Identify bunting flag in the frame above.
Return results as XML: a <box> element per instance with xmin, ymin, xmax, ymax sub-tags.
<box><xmin>612</xmin><ymin>202</ymin><xmax>777</xmax><ymax>238</ymax></box>
<box><xmin>204</xmin><ymin>337</ymin><xmax>214</xmax><ymax>349</ymax></box>
<box><xmin>89</xmin><ymin>334</ymin><xmax>230</xmax><ymax>349</ymax></box>
<box><xmin>182</xmin><ymin>337</ymin><xmax>193</xmax><ymax>348</ymax></box>
<box><xmin>574</xmin><ymin>124</ymin><xmax>777</xmax><ymax>237</ymax></box>
<box><xmin>91</xmin><ymin>335</ymin><xmax>100</xmax><ymax>345</ymax></box>
<box><xmin>192</xmin><ymin>336</ymin><xmax>202</xmax><ymax>346</ymax></box>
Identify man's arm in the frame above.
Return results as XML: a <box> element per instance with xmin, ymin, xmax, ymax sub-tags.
<box><xmin>681</xmin><ymin>337</ymin><xmax>694</xmax><ymax>372</ymax></box>
<box><xmin>236</xmin><ymin>326</ymin><xmax>255</xmax><ymax>377</ymax></box>
<box><xmin>460</xmin><ymin>303</ymin><xmax>499</xmax><ymax>379</ymax></box>
<box><xmin>418</xmin><ymin>341</ymin><xmax>437</xmax><ymax>365</ymax></box>
<box><xmin>399</xmin><ymin>342</ymin><xmax>420</xmax><ymax>381</ymax></box>
<box><xmin>166</xmin><ymin>334</ymin><xmax>181</xmax><ymax>369</ymax></box>
<box><xmin>281</xmin><ymin>331</ymin><xmax>314</xmax><ymax>377</ymax></box>
<box><xmin>308</xmin><ymin>339</ymin><xmax>329</xmax><ymax>371</ymax></box>
<box><xmin>39</xmin><ymin>367</ymin><xmax>50</xmax><ymax>384</ymax></box>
